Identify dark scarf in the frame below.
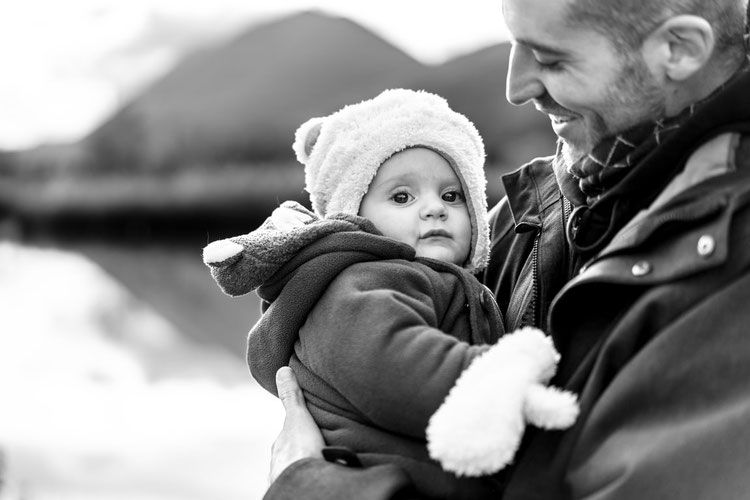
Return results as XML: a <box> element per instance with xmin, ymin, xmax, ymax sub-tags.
<box><xmin>559</xmin><ymin>61</ymin><xmax>750</xmax><ymax>259</ymax></box>
<box><xmin>566</xmin><ymin>110</ymin><xmax>693</xmax><ymax>206</ymax></box>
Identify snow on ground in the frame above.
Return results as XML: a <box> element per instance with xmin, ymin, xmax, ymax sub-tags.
<box><xmin>0</xmin><ymin>242</ymin><xmax>283</xmax><ymax>500</ymax></box>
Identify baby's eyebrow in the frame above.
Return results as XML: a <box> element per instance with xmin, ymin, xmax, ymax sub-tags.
<box><xmin>368</xmin><ymin>178</ymin><xmax>410</xmax><ymax>192</ymax></box>
<box><xmin>378</xmin><ymin>173</ymin><xmax>420</xmax><ymax>185</ymax></box>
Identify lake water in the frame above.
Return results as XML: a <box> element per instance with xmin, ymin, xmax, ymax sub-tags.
<box><xmin>0</xmin><ymin>240</ymin><xmax>283</xmax><ymax>500</ymax></box>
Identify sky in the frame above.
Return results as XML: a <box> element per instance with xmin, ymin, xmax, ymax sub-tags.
<box><xmin>1</xmin><ymin>1</ymin><xmax>509</xmax><ymax>151</ymax></box>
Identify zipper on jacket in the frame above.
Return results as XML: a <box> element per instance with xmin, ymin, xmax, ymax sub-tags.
<box><xmin>505</xmin><ymin>229</ymin><xmax>539</xmax><ymax>332</ymax></box>
<box><xmin>521</xmin><ymin>235</ymin><xmax>540</xmax><ymax>328</ymax></box>
<box><xmin>562</xmin><ymin>195</ymin><xmax>578</xmax><ymax>278</ymax></box>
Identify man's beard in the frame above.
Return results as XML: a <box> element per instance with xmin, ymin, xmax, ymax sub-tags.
<box><xmin>555</xmin><ymin>54</ymin><xmax>667</xmax><ymax>172</ymax></box>
<box><xmin>557</xmin><ymin>137</ymin><xmax>586</xmax><ymax>170</ymax></box>
<box><xmin>551</xmin><ymin>137</ymin><xmax>582</xmax><ymax>195</ymax></box>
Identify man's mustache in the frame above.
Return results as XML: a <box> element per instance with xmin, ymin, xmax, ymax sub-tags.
<box><xmin>534</xmin><ymin>94</ymin><xmax>575</xmax><ymax>117</ymax></box>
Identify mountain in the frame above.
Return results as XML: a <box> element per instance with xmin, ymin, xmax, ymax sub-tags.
<box><xmin>1</xmin><ymin>11</ymin><xmax>558</xmax><ymax>243</ymax></box>
<box><xmin>84</xmin><ymin>11</ymin><xmax>429</xmax><ymax>170</ymax></box>
<box><xmin>83</xmin><ymin>10</ymin><xmax>554</xmax><ymax>172</ymax></box>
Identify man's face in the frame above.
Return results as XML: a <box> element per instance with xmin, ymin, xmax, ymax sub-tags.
<box><xmin>502</xmin><ymin>0</ymin><xmax>667</xmax><ymax>161</ymax></box>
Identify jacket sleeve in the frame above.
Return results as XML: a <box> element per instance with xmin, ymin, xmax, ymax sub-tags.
<box><xmin>263</xmin><ymin>458</ymin><xmax>417</xmax><ymax>500</ymax></box>
<box><xmin>563</xmin><ymin>270</ymin><xmax>750</xmax><ymax>500</ymax></box>
<box><xmin>298</xmin><ymin>261</ymin><xmax>489</xmax><ymax>439</ymax></box>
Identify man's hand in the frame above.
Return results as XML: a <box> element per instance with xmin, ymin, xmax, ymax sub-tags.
<box><xmin>268</xmin><ymin>366</ymin><xmax>325</xmax><ymax>484</ymax></box>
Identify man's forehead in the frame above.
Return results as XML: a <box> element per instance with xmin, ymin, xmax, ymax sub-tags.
<box><xmin>502</xmin><ymin>0</ymin><xmax>613</xmax><ymax>53</ymax></box>
<box><xmin>502</xmin><ymin>0</ymin><xmax>575</xmax><ymax>40</ymax></box>
<box><xmin>501</xmin><ymin>0</ymin><xmax>574</xmax><ymax>19</ymax></box>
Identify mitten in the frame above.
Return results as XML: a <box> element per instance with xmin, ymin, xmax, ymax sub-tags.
<box><xmin>426</xmin><ymin>327</ymin><xmax>578</xmax><ymax>476</ymax></box>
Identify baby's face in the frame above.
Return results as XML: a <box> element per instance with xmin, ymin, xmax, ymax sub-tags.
<box><xmin>359</xmin><ymin>147</ymin><xmax>472</xmax><ymax>266</ymax></box>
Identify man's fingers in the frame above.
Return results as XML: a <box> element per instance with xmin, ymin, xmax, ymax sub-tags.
<box><xmin>276</xmin><ymin>366</ymin><xmax>305</xmax><ymax>409</ymax></box>
<box><xmin>268</xmin><ymin>366</ymin><xmax>325</xmax><ymax>484</ymax></box>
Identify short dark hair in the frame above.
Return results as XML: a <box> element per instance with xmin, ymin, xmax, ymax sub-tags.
<box><xmin>565</xmin><ymin>0</ymin><xmax>747</xmax><ymax>56</ymax></box>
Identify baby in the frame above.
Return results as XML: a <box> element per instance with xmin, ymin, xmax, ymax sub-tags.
<box><xmin>204</xmin><ymin>89</ymin><xmax>577</xmax><ymax>499</ymax></box>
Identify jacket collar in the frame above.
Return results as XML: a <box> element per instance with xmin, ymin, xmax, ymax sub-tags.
<box><xmin>601</xmin><ymin>132</ymin><xmax>739</xmax><ymax>255</ymax></box>
<box><xmin>573</xmin><ymin>132</ymin><xmax>750</xmax><ymax>285</ymax></box>
<box><xmin>502</xmin><ymin>156</ymin><xmax>560</xmax><ymax>233</ymax></box>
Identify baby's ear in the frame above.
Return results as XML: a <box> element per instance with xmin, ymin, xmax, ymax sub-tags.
<box><xmin>293</xmin><ymin>117</ymin><xmax>324</xmax><ymax>163</ymax></box>
<box><xmin>203</xmin><ymin>239</ymin><xmax>244</xmax><ymax>268</ymax></box>
<box><xmin>202</xmin><ymin>237</ymin><xmax>254</xmax><ymax>297</ymax></box>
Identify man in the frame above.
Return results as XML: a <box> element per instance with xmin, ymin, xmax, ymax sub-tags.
<box><xmin>264</xmin><ymin>0</ymin><xmax>750</xmax><ymax>498</ymax></box>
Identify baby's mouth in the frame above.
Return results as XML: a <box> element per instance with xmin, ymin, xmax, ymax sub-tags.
<box><xmin>422</xmin><ymin>229</ymin><xmax>451</xmax><ymax>239</ymax></box>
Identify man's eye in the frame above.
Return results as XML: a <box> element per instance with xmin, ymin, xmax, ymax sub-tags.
<box><xmin>392</xmin><ymin>192</ymin><xmax>412</xmax><ymax>204</ymax></box>
<box><xmin>536</xmin><ymin>59</ymin><xmax>562</xmax><ymax>71</ymax></box>
<box><xmin>530</xmin><ymin>49</ymin><xmax>563</xmax><ymax>71</ymax></box>
<box><xmin>442</xmin><ymin>190</ymin><xmax>465</xmax><ymax>203</ymax></box>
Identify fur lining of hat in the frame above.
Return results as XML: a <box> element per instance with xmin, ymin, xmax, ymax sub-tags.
<box><xmin>292</xmin><ymin>88</ymin><xmax>490</xmax><ymax>272</ymax></box>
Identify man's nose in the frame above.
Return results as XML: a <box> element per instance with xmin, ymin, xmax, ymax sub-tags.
<box><xmin>506</xmin><ymin>44</ymin><xmax>545</xmax><ymax>106</ymax></box>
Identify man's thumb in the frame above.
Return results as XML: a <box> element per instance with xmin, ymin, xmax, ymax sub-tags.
<box><xmin>276</xmin><ymin>366</ymin><xmax>304</xmax><ymax>409</ymax></box>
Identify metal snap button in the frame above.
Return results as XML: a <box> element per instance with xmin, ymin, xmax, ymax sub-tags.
<box><xmin>631</xmin><ymin>260</ymin><xmax>652</xmax><ymax>277</ymax></box>
<box><xmin>697</xmin><ymin>235</ymin><xmax>716</xmax><ymax>257</ymax></box>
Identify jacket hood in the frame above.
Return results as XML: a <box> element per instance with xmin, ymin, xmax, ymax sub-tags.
<box><xmin>228</xmin><ymin>202</ymin><xmax>417</xmax><ymax>394</ymax></box>
<box><xmin>204</xmin><ymin>201</ymin><xmax>398</xmax><ymax>298</ymax></box>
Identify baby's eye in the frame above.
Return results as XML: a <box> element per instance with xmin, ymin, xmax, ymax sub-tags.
<box><xmin>442</xmin><ymin>190</ymin><xmax>465</xmax><ymax>203</ymax></box>
<box><xmin>391</xmin><ymin>192</ymin><xmax>413</xmax><ymax>204</ymax></box>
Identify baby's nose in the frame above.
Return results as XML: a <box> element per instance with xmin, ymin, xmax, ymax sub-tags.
<box><xmin>420</xmin><ymin>197</ymin><xmax>448</xmax><ymax>219</ymax></box>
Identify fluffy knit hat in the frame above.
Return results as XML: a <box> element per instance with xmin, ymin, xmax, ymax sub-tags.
<box><xmin>293</xmin><ymin>88</ymin><xmax>490</xmax><ymax>271</ymax></box>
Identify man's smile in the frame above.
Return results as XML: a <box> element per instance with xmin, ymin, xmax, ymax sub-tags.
<box><xmin>549</xmin><ymin>114</ymin><xmax>574</xmax><ymax>124</ymax></box>
<box><xmin>548</xmin><ymin>114</ymin><xmax>578</xmax><ymax>136</ymax></box>
<box><xmin>535</xmin><ymin>101</ymin><xmax>579</xmax><ymax>134</ymax></box>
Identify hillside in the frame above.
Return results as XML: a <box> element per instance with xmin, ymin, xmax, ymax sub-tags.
<box><xmin>85</xmin><ymin>10</ymin><xmax>428</xmax><ymax>170</ymax></box>
<box><xmin>83</xmin><ymin>10</ymin><xmax>553</xmax><ymax>172</ymax></box>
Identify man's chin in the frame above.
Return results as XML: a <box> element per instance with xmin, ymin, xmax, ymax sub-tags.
<box><xmin>559</xmin><ymin>139</ymin><xmax>588</xmax><ymax>168</ymax></box>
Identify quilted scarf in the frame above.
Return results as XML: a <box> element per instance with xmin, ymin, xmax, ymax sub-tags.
<box><xmin>566</xmin><ymin>113</ymin><xmax>691</xmax><ymax>206</ymax></box>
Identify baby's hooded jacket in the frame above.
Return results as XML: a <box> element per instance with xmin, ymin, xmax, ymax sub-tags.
<box><xmin>206</xmin><ymin>201</ymin><xmax>507</xmax><ymax>498</ymax></box>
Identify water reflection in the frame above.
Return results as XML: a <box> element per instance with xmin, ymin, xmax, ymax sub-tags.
<box><xmin>0</xmin><ymin>241</ymin><xmax>282</xmax><ymax>500</ymax></box>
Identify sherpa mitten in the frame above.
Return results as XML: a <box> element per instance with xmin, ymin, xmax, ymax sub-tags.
<box><xmin>203</xmin><ymin>200</ymin><xmax>369</xmax><ymax>297</ymax></box>
<box><xmin>426</xmin><ymin>327</ymin><xmax>579</xmax><ymax>476</ymax></box>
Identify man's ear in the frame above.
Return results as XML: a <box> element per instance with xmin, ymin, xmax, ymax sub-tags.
<box><xmin>641</xmin><ymin>15</ymin><xmax>715</xmax><ymax>82</ymax></box>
